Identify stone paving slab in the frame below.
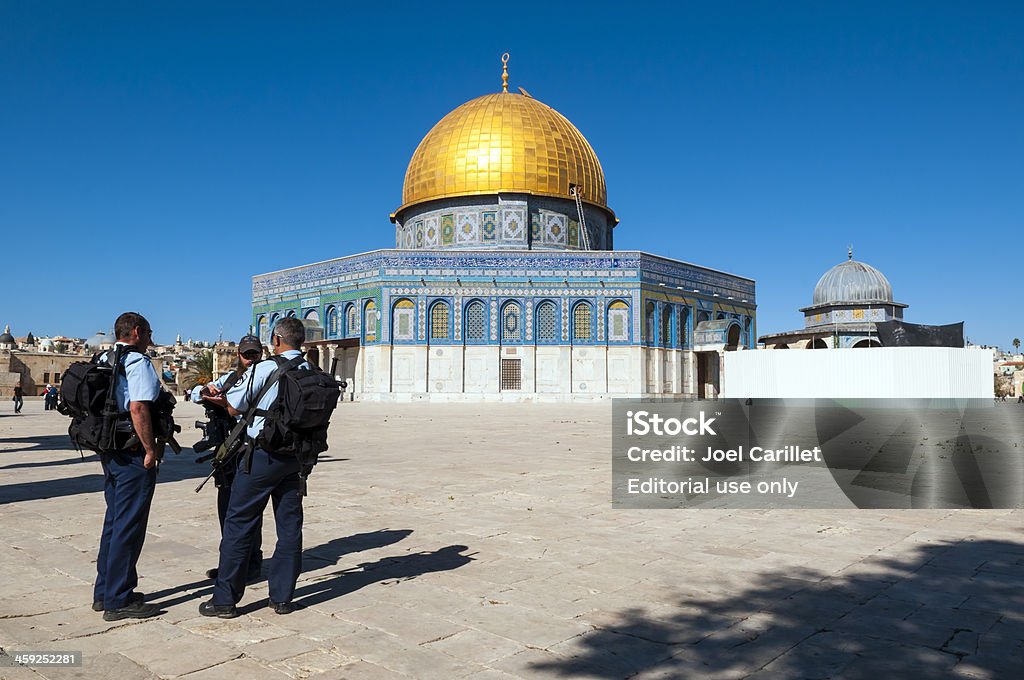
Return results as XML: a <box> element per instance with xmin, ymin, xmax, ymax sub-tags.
<box><xmin>1</xmin><ymin>399</ymin><xmax>1023</xmax><ymax>678</ymax></box>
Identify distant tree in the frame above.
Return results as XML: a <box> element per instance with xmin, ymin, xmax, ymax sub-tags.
<box><xmin>25</xmin><ymin>332</ymin><xmax>35</xmax><ymax>345</ymax></box>
<box><xmin>1014</xmin><ymin>338</ymin><xmax>1021</xmax><ymax>352</ymax></box>
<box><xmin>190</xmin><ymin>350</ymin><xmax>214</xmax><ymax>386</ymax></box>
<box><xmin>53</xmin><ymin>341</ymin><xmax>66</xmax><ymax>353</ymax></box>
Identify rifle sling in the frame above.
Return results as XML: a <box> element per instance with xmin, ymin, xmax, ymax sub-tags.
<box><xmin>217</xmin><ymin>355</ymin><xmax>305</xmax><ymax>458</ymax></box>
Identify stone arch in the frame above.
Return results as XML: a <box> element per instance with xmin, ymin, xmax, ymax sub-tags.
<box><xmin>852</xmin><ymin>338</ymin><xmax>881</xmax><ymax>348</ymax></box>
<box><xmin>726</xmin><ymin>322</ymin><xmax>741</xmax><ymax>350</ymax></box>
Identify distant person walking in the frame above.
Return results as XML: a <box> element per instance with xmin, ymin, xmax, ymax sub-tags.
<box><xmin>47</xmin><ymin>384</ymin><xmax>58</xmax><ymax>410</ymax></box>
<box><xmin>12</xmin><ymin>384</ymin><xmax>23</xmax><ymax>413</ymax></box>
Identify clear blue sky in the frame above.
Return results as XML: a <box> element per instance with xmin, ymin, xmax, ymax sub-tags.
<box><xmin>2</xmin><ymin>2</ymin><xmax>1021</xmax><ymax>347</ymax></box>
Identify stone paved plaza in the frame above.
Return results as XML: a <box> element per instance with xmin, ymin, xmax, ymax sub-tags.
<box><xmin>1</xmin><ymin>399</ymin><xmax>1023</xmax><ymax>679</ymax></box>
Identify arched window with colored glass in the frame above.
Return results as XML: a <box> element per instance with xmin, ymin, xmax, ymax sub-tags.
<box><xmin>572</xmin><ymin>301</ymin><xmax>593</xmax><ymax>343</ymax></box>
<box><xmin>363</xmin><ymin>301</ymin><xmax>377</xmax><ymax>342</ymax></box>
<box><xmin>325</xmin><ymin>306</ymin><xmax>338</xmax><ymax>338</ymax></box>
<box><xmin>429</xmin><ymin>300</ymin><xmax>451</xmax><ymax>341</ymax></box>
<box><xmin>345</xmin><ymin>303</ymin><xmax>358</xmax><ymax>338</ymax></box>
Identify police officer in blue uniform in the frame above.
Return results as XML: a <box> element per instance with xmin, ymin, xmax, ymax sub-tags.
<box><xmin>92</xmin><ymin>312</ymin><xmax>162</xmax><ymax>621</ymax></box>
<box><xmin>191</xmin><ymin>334</ymin><xmax>265</xmax><ymax>581</ymax></box>
<box><xmin>200</xmin><ymin>317</ymin><xmax>308</xmax><ymax>618</ymax></box>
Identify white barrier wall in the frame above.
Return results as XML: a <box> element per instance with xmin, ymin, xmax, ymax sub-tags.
<box><xmin>723</xmin><ymin>347</ymin><xmax>994</xmax><ymax>399</ymax></box>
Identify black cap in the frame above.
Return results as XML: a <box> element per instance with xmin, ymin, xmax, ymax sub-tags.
<box><xmin>238</xmin><ymin>335</ymin><xmax>262</xmax><ymax>354</ymax></box>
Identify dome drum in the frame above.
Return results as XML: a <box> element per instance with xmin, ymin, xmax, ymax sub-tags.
<box><xmin>393</xmin><ymin>193</ymin><xmax>613</xmax><ymax>251</ymax></box>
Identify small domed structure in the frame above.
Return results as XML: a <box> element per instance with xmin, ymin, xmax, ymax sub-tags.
<box><xmin>85</xmin><ymin>331</ymin><xmax>113</xmax><ymax>352</ymax></box>
<box><xmin>0</xmin><ymin>325</ymin><xmax>15</xmax><ymax>349</ymax></box>
<box><xmin>812</xmin><ymin>250</ymin><xmax>896</xmax><ymax>306</ymax></box>
<box><xmin>759</xmin><ymin>248</ymin><xmax>908</xmax><ymax>349</ymax></box>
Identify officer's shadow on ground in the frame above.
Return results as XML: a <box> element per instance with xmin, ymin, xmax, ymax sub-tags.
<box><xmin>286</xmin><ymin>544</ymin><xmax>475</xmax><ymax>610</ymax></box>
<box><xmin>146</xmin><ymin>529</ymin><xmax>437</xmax><ymax>611</ymax></box>
<box><xmin>0</xmin><ymin>434</ymin><xmax>81</xmax><ymax>457</ymax></box>
<box><xmin>528</xmin><ymin>536</ymin><xmax>1024</xmax><ymax>679</ymax></box>
<box><xmin>0</xmin><ymin>447</ymin><xmax>216</xmax><ymax>504</ymax></box>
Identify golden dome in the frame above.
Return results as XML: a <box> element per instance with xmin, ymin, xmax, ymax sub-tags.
<box><xmin>396</xmin><ymin>92</ymin><xmax>611</xmax><ymax>217</ymax></box>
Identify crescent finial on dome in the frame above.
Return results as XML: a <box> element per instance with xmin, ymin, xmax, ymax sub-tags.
<box><xmin>501</xmin><ymin>52</ymin><xmax>509</xmax><ymax>93</ymax></box>
<box><xmin>848</xmin><ymin>244</ymin><xmax>853</xmax><ymax>260</ymax></box>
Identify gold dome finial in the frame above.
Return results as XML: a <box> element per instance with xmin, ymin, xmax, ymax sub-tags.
<box><xmin>501</xmin><ymin>53</ymin><xmax>509</xmax><ymax>93</ymax></box>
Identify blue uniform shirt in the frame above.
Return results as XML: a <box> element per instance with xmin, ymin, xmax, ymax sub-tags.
<box><xmin>226</xmin><ymin>350</ymin><xmax>308</xmax><ymax>439</ymax></box>
<box><xmin>101</xmin><ymin>343</ymin><xmax>161</xmax><ymax>413</ymax></box>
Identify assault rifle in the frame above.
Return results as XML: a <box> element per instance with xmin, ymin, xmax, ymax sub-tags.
<box><xmin>194</xmin><ymin>355</ymin><xmax>305</xmax><ymax>493</ymax></box>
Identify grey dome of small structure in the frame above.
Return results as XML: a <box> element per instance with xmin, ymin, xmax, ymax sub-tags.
<box><xmin>0</xmin><ymin>326</ymin><xmax>15</xmax><ymax>345</ymax></box>
<box><xmin>812</xmin><ymin>258</ymin><xmax>894</xmax><ymax>306</ymax></box>
<box><xmin>85</xmin><ymin>331</ymin><xmax>112</xmax><ymax>350</ymax></box>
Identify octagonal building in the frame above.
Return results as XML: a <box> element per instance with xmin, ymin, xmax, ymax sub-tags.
<box><xmin>251</xmin><ymin>60</ymin><xmax>756</xmax><ymax>400</ymax></box>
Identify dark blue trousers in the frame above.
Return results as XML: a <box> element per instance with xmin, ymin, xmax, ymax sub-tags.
<box><xmin>94</xmin><ymin>452</ymin><xmax>156</xmax><ymax>610</ymax></box>
<box><xmin>213</xmin><ymin>448</ymin><xmax>303</xmax><ymax>606</ymax></box>
<box><xmin>217</xmin><ymin>473</ymin><xmax>263</xmax><ymax>574</ymax></box>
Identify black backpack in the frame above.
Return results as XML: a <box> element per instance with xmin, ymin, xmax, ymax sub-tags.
<box><xmin>58</xmin><ymin>349</ymin><xmax>132</xmax><ymax>453</ymax></box>
<box><xmin>256</xmin><ymin>356</ymin><xmax>341</xmax><ymax>478</ymax></box>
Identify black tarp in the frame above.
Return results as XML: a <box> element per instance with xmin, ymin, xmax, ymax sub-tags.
<box><xmin>876</xmin><ymin>320</ymin><xmax>964</xmax><ymax>348</ymax></box>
